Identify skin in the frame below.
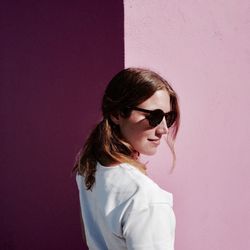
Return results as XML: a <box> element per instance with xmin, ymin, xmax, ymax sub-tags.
<box><xmin>112</xmin><ymin>89</ymin><xmax>171</xmax><ymax>155</ymax></box>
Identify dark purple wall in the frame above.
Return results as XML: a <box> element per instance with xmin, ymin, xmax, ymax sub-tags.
<box><xmin>0</xmin><ymin>1</ymin><xmax>124</xmax><ymax>249</ymax></box>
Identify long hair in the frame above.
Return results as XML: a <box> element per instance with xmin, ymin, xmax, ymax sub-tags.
<box><xmin>73</xmin><ymin>68</ymin><xmax>180</xmax><ymax>190</ymax></box>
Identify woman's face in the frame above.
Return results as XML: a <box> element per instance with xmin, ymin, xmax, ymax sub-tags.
<box><xmin>115</xmin><ymin>89</ymin><xmax>171</xmax><ymax>155</ymax></box>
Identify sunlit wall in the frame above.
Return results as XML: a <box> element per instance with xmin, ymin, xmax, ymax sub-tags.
<box><xmin>125</xmin><ymin>0</ymin><xmax>250</xmax><ymax>249</ymax></box>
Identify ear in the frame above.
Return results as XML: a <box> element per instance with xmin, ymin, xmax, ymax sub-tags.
<box><xmin>110</xmin><ymin>113</ymin><xmax>121</xmax><ymax>125</ymax></box>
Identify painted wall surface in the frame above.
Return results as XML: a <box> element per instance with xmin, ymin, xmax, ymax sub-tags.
<box><xmin>125</xmin><ymin>1</ymin><xmax>250</xmax><ymax>249</ymax></box>
<box><xmin>1</xmin><ymin>1</ymin><xmax>124</xmax><ymax>249</ymax></box>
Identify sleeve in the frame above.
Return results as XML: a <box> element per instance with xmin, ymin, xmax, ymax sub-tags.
<box><xmin>122</xmin><ymin>202</ymin><xmax>175</xmax><ymax>250</ymax></box>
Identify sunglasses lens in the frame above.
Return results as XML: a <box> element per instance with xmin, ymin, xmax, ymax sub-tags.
<box><xmin>147</xmin><ymin>110</ymin><xmax>177</xmax><ymax>128</ymax></box>
<box><xmin>165</xmin><ymin>111</ymin><xmax>177</xmax><ymax>128</ymax></box>
<box><xmin>147</xmin><ymin>110</ymin><xmax>164</xmax><ymax>127</ymax></box>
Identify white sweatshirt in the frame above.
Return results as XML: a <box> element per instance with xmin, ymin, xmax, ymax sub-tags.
<box><xmin>76</xmin><ymin>162</ymin><xmax>175</xmax><ymax>250</ymax></box>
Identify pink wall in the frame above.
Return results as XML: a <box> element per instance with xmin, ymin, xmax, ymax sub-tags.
<box><xmin>125</xmin><ymin>1</ymin><xmax>250</xmax><ymax>249</ymax></box>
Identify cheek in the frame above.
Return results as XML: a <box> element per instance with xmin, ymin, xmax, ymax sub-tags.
<box><xmin>121</xmin><ymin>125</ymin><xmax>150</xmax><ymax>146</ymax></box>
<box><xmin>120</xmin><ymin>124</ymin><xmax>158</xmax><ymax>155</ymax></box>
<box><xmin>120</xmin><ymin>124</ymin><xmax>139</xmax><ymax>141</ymax></box>
<box><xmin>118</xmin><ymin>115</ymin><xmax>153</xmax><ymax>147</ymax></box>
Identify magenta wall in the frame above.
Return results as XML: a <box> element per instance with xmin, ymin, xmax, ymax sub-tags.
<box><xmin>0</xmin><ymin>1</ymin><xmax>124</xmax><ymax>249</ymax></box>
<box><xmin>125</xmin><ymin>0</ymin><xmax>250</xmax><ymax>249</ymax></box>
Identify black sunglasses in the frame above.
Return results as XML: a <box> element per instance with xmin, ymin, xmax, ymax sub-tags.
<box><xmin>129</xmin><ymin>107</ymin><xmax>177</xmax><ymax>128</ymax></box>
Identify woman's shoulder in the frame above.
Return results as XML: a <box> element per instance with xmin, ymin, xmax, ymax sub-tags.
<box><xmin>126</xmin><ymin>163</ymin><xmax>173</xmax><ymax>207</ymax></box>
<box><xmin>96</xmin><ymin>162</ymin><xmax>173</xmax><ymax>208</ymax></box>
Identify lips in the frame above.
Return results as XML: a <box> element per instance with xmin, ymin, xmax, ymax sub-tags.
<box><xmin>148</xmin><ymin>138</ymin><xmax>160</xmax><ymax>141</ymax></box>
<box><xmin>148</xmin><ymin>138</ymin><xmax>160</xmax><ymax>145</ymax></box>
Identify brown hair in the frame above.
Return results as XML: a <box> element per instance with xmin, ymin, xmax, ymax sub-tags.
<box><xmin>73</xmin><ymin>68</ymin><xmax>180</xmax><ymax>190</ymax></box>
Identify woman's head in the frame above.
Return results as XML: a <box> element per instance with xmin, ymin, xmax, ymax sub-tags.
<box><xmin>102</xmin><ymin>68</ymin><xmax>180</xmax><ymax>155</ymax></box>
<box><xmin>74</xmin><ymin>67</ymin><xmax>180</xmax><ymax>189</ymax></box>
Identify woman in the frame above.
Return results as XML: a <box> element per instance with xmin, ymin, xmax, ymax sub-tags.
<box><xmin>74</xmin><ymin>68</ymin><xmax>180</xmax><ymax>250</ymax></box>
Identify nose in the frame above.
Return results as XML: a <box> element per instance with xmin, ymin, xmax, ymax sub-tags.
<box><xmin>155</xmin><ymin>118</ymin><xmax>169</xmax><ymax>135</ymax></box>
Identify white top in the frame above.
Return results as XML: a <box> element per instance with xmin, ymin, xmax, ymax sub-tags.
<box><xmin>76</xmin><ymin>162</ymin><xmax>176</xmax><ymax>250</ymax></box>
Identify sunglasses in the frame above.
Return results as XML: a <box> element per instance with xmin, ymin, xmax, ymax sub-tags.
<box><xmin>129</xmin><ymin>107</ymin><xmax>177</xmax><ymax>128</ymax></box>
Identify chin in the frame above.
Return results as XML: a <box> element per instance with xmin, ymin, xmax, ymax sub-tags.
<box><xmin>141</xmin><ymin>149</ymin><xmax>157</xmax><ymax>156</ymax></box>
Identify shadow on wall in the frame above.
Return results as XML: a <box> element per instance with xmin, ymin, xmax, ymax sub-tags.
<box><xmin>0</xmin><ymin>1</ymin><xmax>124</xmax><ymax>249</ymax></box>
